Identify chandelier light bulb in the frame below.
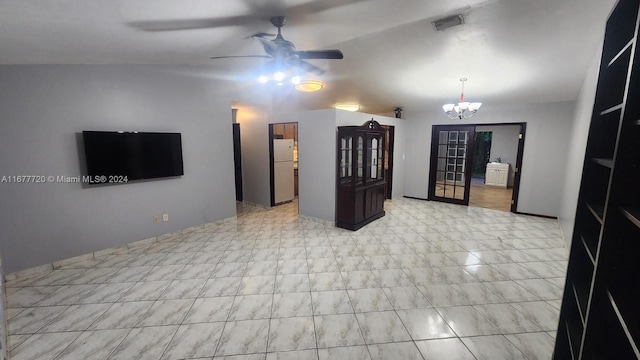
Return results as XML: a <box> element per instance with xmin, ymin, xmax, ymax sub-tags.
<box><xmin>443</xmin><ymin>78</ymin><xmax>482</xmax><ymax>119</ymax></box>
<box><xmin>273</xmin><ymin>72</ymin><xmax>285</xmax><ymax>82</ymax></box>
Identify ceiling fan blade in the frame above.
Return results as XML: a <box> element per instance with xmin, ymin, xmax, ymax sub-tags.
<box><xmin>129</xmin><ymin>0</ymin><xmax>368</xmax><ymax>32</ymax></box>
<box><xmin>294</xmin><ymin>50</ymin><xmax>344</xmax><ymax>60</ymax></box>
<box><xmin>210</xmin><ymin>55</ymin><xmax>272</xmax><ymax>60</ymax></box>
<box><xmin>128</xmin><ymin>15</ymin><xmax>260</xmax><ymax>32</ymax></box>
<box><xmin>245</xmin><ymin>32</ymin><xmax>276</xmax><ymax>39</ymax></box>
<box><xmin>283</xmin><ymin>0</ymin><xmax>369</xmax><ymax>19</ymax></box>
<box><xmin>288</xmin><ymin>59</ymin><xmax>325</xmax><ymax>75</ymax></box>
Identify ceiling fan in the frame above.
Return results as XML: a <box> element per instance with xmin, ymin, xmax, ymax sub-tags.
<box><xmin>210</xmin><ymin>16</ymin><xmax>343</xmax><ymax>76</ymax></box>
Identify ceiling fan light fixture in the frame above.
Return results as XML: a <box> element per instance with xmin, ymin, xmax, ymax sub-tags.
<box><xmin>257</xmin><ymin>75</ymin><xmax>269</xmax><ymax>84</ymax></box>
<box><xmin>334</xmin><ymin>104</ymin><xmax>360</xmax><ymax>112</ymax></box>
<box><xmin>273</xmin><ymin>71</ymin><xmax>285</xmax><ymax>82</ymax></box>
<box><xmin>295</xmin><ymin>80</ymin><xmax>324</xmax><ymax>92</ymax></box>
<box><xmin>291</xmin><ymin>76</ymin><xmax>301</xmax><ymax>85</ymax></box>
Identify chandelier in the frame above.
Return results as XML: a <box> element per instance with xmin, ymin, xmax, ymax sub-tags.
<box><xmin>442</xmin><ymin>78</ymin><xmax>482</xmax><ymax>119</ymax></box>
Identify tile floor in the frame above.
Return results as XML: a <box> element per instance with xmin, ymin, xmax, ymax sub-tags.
<box><xmin>4</xmin><ymin>199</ymin><xmax>567</xmax><ymax>360</ymax></box>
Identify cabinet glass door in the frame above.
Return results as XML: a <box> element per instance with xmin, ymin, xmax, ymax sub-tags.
<box><xmin>429</xmin><ymin>125</ymin><xmax>475</xmax><ymax>205</ymax></box>
<box><xmin>369</xmin><ymin>137</ymin><xmax>378</xmax><ymax>179</ymax></box>
<box><xmin>356</xmin><ymin>136</ymin><xmax>364</xmax><ymax>185</ymax></box>
<box><xmin>339</xmin><ymin>136</ymin><xmax>353</xmax><ymax>185</ymax></box>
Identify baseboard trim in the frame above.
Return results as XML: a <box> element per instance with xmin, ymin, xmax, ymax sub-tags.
<box><xmin>514</xmin><ymin>211</ymin><xmax>558</xmax><ymax>220</ymax></box>
<box><xmin>403</xmin><ymin>196</ymin><xmax>429</xmax><ymax>201</ymax></box>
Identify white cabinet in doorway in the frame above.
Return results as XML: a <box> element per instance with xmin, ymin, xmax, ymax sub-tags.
<box><xmin>485</xmin><ymin>163</ymin><xmax>509</xmax><ymax>188</ymax></box>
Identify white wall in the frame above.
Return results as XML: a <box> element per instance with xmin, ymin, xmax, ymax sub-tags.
<box><xmin>235</xmin><ymin>105</ymin><xmax>272</xmax><ymax>208</ymax></box>
<box><xmin>404</xmin><ymin>101</ymin><xmax>575</xmax><ymax>217</ymax></box>
<box><xmin>0</xmin><ymin>65</ymin><xmax>237</xmax><ymax>273</ymax></box>
<box><xmin>558</xmin><ymin>49</ymin><xmax>603</xmax><ymax>245</ymax></box>
<box><xmin>476</xmin><ymin>125</ymin><xmax>521</xmax><ymax>186</ymax></box>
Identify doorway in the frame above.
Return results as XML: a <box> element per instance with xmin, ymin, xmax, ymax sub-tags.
<box><xmin>381</xmin><ymin>125</ymin><xmax>395</xmax><ymax>199</ymax></box>
<box><xmin>232</xmin><ymin>115</ymin><xmax>243</xmax><ymax>202</ymax></box>
<box><xmin>428</xmin><ymin>123</ymin><xmax>526</xmax><ymax>212</ymax></box>
<box><xmin>269</xmin><ymin>122</ymin><xmax>298</xmax><ymax>207</ymax></box>
<box><xmin>472</xmin><ymin>131</ymin><xmax>492</xmax><ymax>181</ymax></box>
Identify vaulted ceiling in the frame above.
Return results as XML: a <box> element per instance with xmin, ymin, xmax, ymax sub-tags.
<box><xmin>0</xmin><ymin>0</ymin><xmax>616</xmax><ymax>113</ymax></box>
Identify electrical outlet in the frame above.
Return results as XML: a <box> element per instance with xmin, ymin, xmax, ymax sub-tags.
<box><xmin>153</xmin><ymin>215</ymin><xmax>159</xmax><ymax>223</ymax></box>
<box><xmin>163</xmin><ymin>213</ymin><xmax>169</xmax><ymax>222</ymax></box>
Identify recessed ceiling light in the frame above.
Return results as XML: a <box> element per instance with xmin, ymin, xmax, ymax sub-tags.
<box><xmin>295</xmin><ymin>80</ymin><xmax>324</xmax><ymax>92</ymax></box>
<box><xmin>334</xmin><ymin>104</ymin><xmax>360</xmax><ymax>112</ymax></box>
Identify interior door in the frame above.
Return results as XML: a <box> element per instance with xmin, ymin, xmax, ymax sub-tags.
<box><xmin>429</xmin><ymin>125</ymin><xmax>475</xmax><ymax>205</ymax></box>
<box><xmin>232</xmin><ymin>123</ymin><xmax>243</xmax><ymax>202</ymax></box>
<box><xmin>381</xmin><ymin>125</ymin><xmax>395</xmax><ymax>199</ymax></box>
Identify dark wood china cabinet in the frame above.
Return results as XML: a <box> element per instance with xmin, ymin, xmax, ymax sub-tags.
<box><xmin>336</xmin><ymin>119</ymin><xmax>386</xmax><ymax>230</ymax></box>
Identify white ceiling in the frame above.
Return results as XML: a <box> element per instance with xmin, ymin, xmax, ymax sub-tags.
<box><xmin>0</xmin><ymin>0</ymin><xmax>616</xmax><ymax>113</ymax></box>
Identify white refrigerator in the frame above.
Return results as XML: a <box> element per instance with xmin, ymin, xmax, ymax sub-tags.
<box><xmin>273</xmin><ymin>139</ymin><xmax>295</xmax><ymax>204</ymax></box>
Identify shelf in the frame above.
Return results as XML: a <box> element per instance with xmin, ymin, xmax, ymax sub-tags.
<box><xmin>586</xmin><ymin>202</ymin><xmax>605</xmax><ymax>224</ymax></box>
<box><xmin>608</xmin><ymin>40</ymin><xmax>634</xmax><ymax>67</ymax></box>
<box><xmin>620</xmin><ymin>207</ymin><xmax>640</xmax><ymax>229</ymax></box>
<box><xmin>566</xmin><ymin>311</ymin><xmax>584</xmax><ymax>359</ymax></box>
<box><xmin>608</xmin><ymin>291</ymin><xmax>640</xmax><ymax>358</ymax></box>
<box><xmin>596</xmin><ymin>45</ymin><xmax>632</xmax><ymax>112</ymax></box>
<box><xmin>572</xmin><ymin>284</ymin><xmax>587</xmax><ymax>325</ymax></box>
<box><xmin>601</xmin><ymin>103</ymin><xmax>624</xmax><ymax>115</ymax></box>
<box><xmin>602</xmin><ymin>0</ymin><xmax>639</xmax><ymax>65</ymax></box>
<box><xmin>565</xmin><ymin>322</ymin><xmax>577</xmax><ymax>360</ymax></box>
<box><xmin>580</xmin><ymin>234</ymin><xmax>596</xmax><ymax>265</ymax></box>
<box><xmin>593</xmin><ymin>157</ymin><xmax>614</xmax><ymax>168</ymax></box>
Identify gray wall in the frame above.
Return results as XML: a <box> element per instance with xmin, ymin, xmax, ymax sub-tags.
<box><xmin>0</xmin><ymin>65</ymin><xmax>237</xmax><ymax>273</ymax></box>
<box><xmin>297</xmin><ymin>110</ymin><xmax>339</xmax><ymax>221</ymax></box>
<box><xmin>235</xmin><ymin>105</ymin><xmax>272</xmax><ymax>208</ymax></box>
<box><xmin>558</xmin><ymin>49</ymin><xmax>602</xmax><ymax>246</ymax></box>
<box><xmin>403</xmin><ymin>101</ymin><xmax>575</xmax><ymax>217</ymax></box>
<box><xmin>476</xmin><ymin>125</ymin><xmax>521</xmax><ymax>187</ymax></box>
<box><xmin>0</xmin><ymin>256</ymin><xmax>6</xmax><ymax>360</ymax></box>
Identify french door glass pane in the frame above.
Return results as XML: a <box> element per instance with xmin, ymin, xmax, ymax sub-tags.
<box><xmin>449</xmin><ymin>131</ymin><xmax>458</xmax><ymax>142</ymax></box>
<box><xmin>434</xmin><ymin>129</ymin><xmax>469</xmax><ymax>201</ymax></box>
<box><xmin>439</xmin><ymin>131</ymin><xmax>448</xmax><ymax>144</ymax></box>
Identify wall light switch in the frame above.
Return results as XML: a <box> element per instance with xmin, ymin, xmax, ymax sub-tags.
<box><xmin>163</xmin><ymin>214</ymin><xmax>169</xmax><ymax>222</ymax></box>
<box><xmin>153</xmin><ymin>215</ymin><xmax>159</xmax><ymax>223</ymax></box>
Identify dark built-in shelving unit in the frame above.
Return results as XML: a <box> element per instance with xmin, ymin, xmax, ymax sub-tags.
<box><xmin>554</xmin><ymin>0</ymin><xmax>640</xmax><ymax>359</ymax></box>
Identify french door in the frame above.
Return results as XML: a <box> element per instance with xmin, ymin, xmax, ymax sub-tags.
<box><xmin>428</xmin><ymin>125</ymin><xmax>475</xmax><ymax>205</ymax></box>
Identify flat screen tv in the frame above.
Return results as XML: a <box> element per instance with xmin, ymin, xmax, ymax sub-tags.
<box><xmin>82</xmin><ymin>131</ymin><xmax>184</xmax><ymax>182</ymax></box>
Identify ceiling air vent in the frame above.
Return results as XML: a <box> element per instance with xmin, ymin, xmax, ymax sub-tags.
<box><xmin>432</xmin><ymin>14</ymin><xmax>464</xmax><ymax>31</ymax></box>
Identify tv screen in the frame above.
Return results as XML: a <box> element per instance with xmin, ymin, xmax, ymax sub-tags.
<box><xmin>82</xmin><ymin>131</ymin><xmax>184</xmax><ymax>182</ymax></box>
